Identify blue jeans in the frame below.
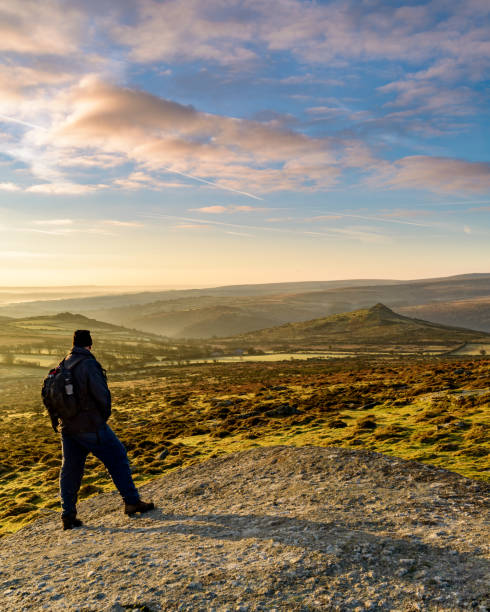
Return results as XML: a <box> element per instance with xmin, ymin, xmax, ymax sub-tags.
<box><xmin>60</xmin><ymin>424</ymin><xmax>140</xmax><ymax>516</ymax></box>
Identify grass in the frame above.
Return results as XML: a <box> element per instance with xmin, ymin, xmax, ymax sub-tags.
<box><xmin>0</xmin><ymin>355</ymin><xmax>488</xmax><ymax>536</ymax></box>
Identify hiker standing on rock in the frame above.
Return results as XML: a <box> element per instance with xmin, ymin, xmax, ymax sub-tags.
<box><xmin>42</xmin><ymin>329</ymin><xmax>154</xmax><ymax>530</ymax></box>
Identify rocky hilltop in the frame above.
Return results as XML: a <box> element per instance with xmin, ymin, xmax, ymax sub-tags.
<box><xmin>222</xmin><ymin>303</ymin><xmax>490</xmax><ymax>349</ymax></box>
<box><xmin>0</xmin><ymin>446</ymin><xmax>488</xmax><ymax>611</ymax></box>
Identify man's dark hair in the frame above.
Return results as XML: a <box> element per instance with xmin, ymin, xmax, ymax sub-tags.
<box><xmin>73</xmin><ymin>329</ymin><xmax>92</xmax><ymax>347</ymax></box>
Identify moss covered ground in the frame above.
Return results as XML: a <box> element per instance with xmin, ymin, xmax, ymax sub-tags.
<box><xmin>0</xmin><ymin>356</ymin><xmax>488</xmax><ymax>535</ymax></box>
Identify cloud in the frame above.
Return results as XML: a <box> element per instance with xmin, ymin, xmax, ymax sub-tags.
<box><xmin>304</xmin><ymin>227</ymin><xmax>390</xmax><ymax>244</ymax></box>
<box><xmin>58</xmin><ymin>153</ymin><xmax>127</xmax><ymax>169</ymax></box>
<box><xmin>0</xmin><ymin>250</ymin><xmax>49</xmax><ymax>258</ymax></box>
<box><xmin>307</xmin><ymin>106</ymin><xmax>344</xmax><ymax>116</ymax></box>
<box><xmin>0</xmin><ymin>64</ymin><xmax>74</xmax><ymax>110</ymax></box>
<box><xmin>307</xmin><ymin>212</ymin><xmax>432</xmax><ymax>228</ymax></box>
<box><xmin>147</xmin><ymin>213</ymin><xmax>391</xmax><ymax>244</ymax></box>
<box><xmin>25</xmin><ymin>227</ymin><xmax>114</xmax><ymax>236</ymax></box>
<box><xmin>0</xmin><ymin>0</ymin><xmax>83</xmax><ymax>55</ymax></box>
<box><xmin>102</xmin><ymin>220</ymin><xmax>144</xmax><ymax>228</ymax></box>
<box><xmin>0</xmin><ymin>1</ymin><xmax>487</xmax><ymax>200</ymax></box>
<box><xmin>112</xmin><ymin>171</ymin><xmax>189</xmax><ymax>191</ymax></box>
<box><xmin>111</xmin><ymin>0</ymin><xmax>490</xmax><ymax>71</ymax></box>
<box><xmin>112</xmin><ymin>0</ymin><xmax>258</xmax><ymax>65</ymax></box>
<box><xmin>13</xmin><ymin>217</ymin><xmax>143</xmax><ymax>235</ymax></box>
<box><xmin>173</xmin><ymin>223</ymin><xmax>211</xmax><ymax>230</ymax></box>
<box><xmin>192</xmin><ymin>206</ymin><xmax>228</xmax><ymax>214</ymax></box>
<box><xmin>191</xmin><ymin>205</ymin><xmax>263</xmax><ymax>214</ymax></box>
<box><xmin>0</xmin><ymin>181</ymin><xmax>20</xmax><ymax>191</ymax></box>
<box><xmin>224</xmin><ymin>230</ymin><xmax>254</xmax><ymax>237</ymax></box>
<box><xmin>379</xmin><ymin>80</ymin><xmax>475</xmax><ymax>116</ymax></box>
<box><xmin>32</xmin><ymin>219</ymin><xmax>74</xmax><ymax>225</ymax></box>
<box><xmin>26</xmin><ymin>182</ymin><xmax>105</xmax><ymax>195</ymax></box>
<box><xmin>40</xmin><ymin>76</ymin><xmax>346</xmax><ymax>194</ymax></box>
<box><xmin>277</xmin><ymin>74</ymin><xmax>343</xmax><ymax>86</ymax></box>
<box><xmin>379</xmin><ymin>156</ymin><xmax>490</xmax><ymax>194</ymax></box>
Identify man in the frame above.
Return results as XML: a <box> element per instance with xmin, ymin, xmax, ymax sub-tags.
<box><xmin>52</xmin><ymin>329</ymin><xmax>154</xmax><ymax>530</ymax></box>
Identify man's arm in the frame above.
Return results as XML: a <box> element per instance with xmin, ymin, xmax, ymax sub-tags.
<box><xmin>85</xmin><ymin>359</ymin><xmax>111</xmax><ymax>420</ymax></box>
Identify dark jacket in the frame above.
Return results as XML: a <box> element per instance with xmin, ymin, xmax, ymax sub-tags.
<box><xmin>61</xmin><ymin>347</ymin><xmax>111</xmax><ymax>433</ymax></box>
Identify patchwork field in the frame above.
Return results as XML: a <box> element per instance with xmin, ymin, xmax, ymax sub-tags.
<box><xmin>0</xmin><ymin>356</ymin><xmax>488</xmax><ymax>536</ymax></box>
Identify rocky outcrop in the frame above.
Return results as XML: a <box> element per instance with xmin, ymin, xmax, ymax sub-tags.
<box><xmin>0</xmin><ymin>446</ymin><xmax>488</xmax><ymax>611</ymax></box>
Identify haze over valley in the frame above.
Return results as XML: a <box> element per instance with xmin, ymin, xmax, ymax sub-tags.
<box><xmin>2</xmin><ymin>274</ymin><xmax>489</xmax><ymax>339</ymax></box>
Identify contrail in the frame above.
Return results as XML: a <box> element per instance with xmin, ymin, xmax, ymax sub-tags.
<box><xmin>143</xmin><ymin>213</ymin><xmax>341</xmax><ymax>237</ymax></box>
<box><xmin>310</xmin><ymin>211</ymin><xmax>433</xmax><ymax>227</ymax></box>
<box><xmin>0</xmin><ymin>113</ymin><xmax>48</xmax><ymax>131</ymax></box>
<box><xmin>161</xmin><ymin>167</ymin><xmax>264</xmax><ymax>201</ymax></box>
<box><xmin>0</xmin><ymin>114</ymin><xmax>263</xmax><ymax>201</ymax></box>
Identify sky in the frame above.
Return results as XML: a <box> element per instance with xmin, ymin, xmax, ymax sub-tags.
<box><xmin>0</xmin><ymin>0</ymin><xmax>489</xmax><ymax>287</ymax></box>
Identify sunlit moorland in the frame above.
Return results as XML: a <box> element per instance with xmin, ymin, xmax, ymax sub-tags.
<box><xmin>0</xmin><ymin>305</ymin><xmax>488</xmax><ymax>536</ymax></box>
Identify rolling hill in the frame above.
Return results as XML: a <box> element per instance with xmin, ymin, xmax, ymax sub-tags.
<box><xmin>0</xmin><ymin>278</ymin><xmax>400</xmax><ymax>318</ymax></box>
<box><xmin>1</xmin><ymin>274</ymin><xmax>489</xmax><ymax>338</ymax></box>
<box><xmin>0</xmin><ymin>312</ymin><xmax>174</xmax><ymax>376</ymax></box>
<box><xmin>221</xmin><ymin>303</ymin><xmax>490</xmax><ymax>349</ymax></box>
<box><xmin>399</xmin><ymin>296</ymin><xmax>490</xmax><ymax>332</ymax></box>
<box><xmin>77</xmin><ymin>273</ymin><xmax>490</xmax><ymax>337</ymax></box>
<box><xmin>0</xmin><ymin>312</ymin><xmax>158</xmax><ymax>345</ymax></box>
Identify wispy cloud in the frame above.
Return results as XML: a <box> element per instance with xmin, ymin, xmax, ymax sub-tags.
<box><xmin>25</xmin><ymin>227</ymin><xmax>114</xmax><ymax>236</ymax></box>
<box><xmin>377</xmin><ymin>156</ymin><xmax>490</xmax><ymax>194</ymax></box>
<box><xmin>26</xmin><ymin>182</ymin><xmax>106</xmax><ymax>195</ymax></box>
<box><xmin>0</xmin><ymin>250</ymin><xmax>49</xmax><ymax>258</ymax></box>
<box><xmin>145</xmin><ymin>213</ymin><xmax>390</xmax><ymax>244</ymax></box>
<box><xmin>102</xmin><ymin>220</ymin><xmax>144</xmax><ymax>228</ymax></box>
<box><xmin>309</xmin><ymin>212</ymin><xmax>434</xmax><ymax>228</ymax></box>
<box><xmin>0</xmin><ymin>181</ymin><xmax>21</xmax><ymax>192</ymax></box>
<box><xmin>112</xmin><ymin>171</ymin><xmax>188</xmax><ymax>191</ymax></box>
<box><xmin>468</xmin><ymin>206</ymin><xmax>490</xmax><ymax>212</ymax></box>
<box><xmin>191</xmin><ymin>205</ymin><xmax>264</xmax><ymax>214</ymax></box>
<box><xmin>0</xmin><ymin>113</ymin><xmax>48</xmax><ymax>131</ymax></box>
<box><xmin>32</xmin><ymin>218</ymin><xmax>73</xmax><ymax>226</ymax></box>
<box><xmin>173</xmin><ymin>223</ymin><xmax>211</xmax><ymax>230</ymax></box>
<box><xmin>224</xmin><ymin>230</ymin><xmax>254</xmax><ymax>237</ymax></box>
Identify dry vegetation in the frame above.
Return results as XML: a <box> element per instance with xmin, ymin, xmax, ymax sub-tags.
<box><xmin>0</xmin><ymin>355</ymin><xmax>488</xmax><ymax>536</ymax></box>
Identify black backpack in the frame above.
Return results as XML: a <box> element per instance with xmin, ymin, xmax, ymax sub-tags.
<box><xmin>41</xmin><ymin>356</ymin><xmax>86</xmax><ymax>421</ymax></box>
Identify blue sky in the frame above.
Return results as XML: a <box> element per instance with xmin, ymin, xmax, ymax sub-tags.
<box><xmin>0</xmin><ymin>0</ymin><xmax>489</xmax><ymax>286</ymax></box>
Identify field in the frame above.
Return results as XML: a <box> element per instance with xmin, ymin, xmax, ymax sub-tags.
<box><xmin>0</xmin><ymin>355</ymin><xmax>488</xmax><ymax>536</ymax></box>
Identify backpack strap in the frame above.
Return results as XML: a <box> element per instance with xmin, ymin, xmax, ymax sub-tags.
<box><xmin>61</xmin><ymin>355</ymin><xmax>89</xmax><ymax>371</ymax></box>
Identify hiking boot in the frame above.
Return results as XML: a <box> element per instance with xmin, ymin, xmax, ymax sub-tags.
<box><xmin>124</xmin><ymin>500</ymin><xmax>155</xmax><ymax>516</ymax></box>
<box><xmin>62</xmin><ymin>513</ymin><xmax>83</xmax><ymax>530</ymax></box>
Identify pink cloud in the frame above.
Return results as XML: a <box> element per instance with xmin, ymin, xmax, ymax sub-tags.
<box><xmin>191</xmin><ymin>205</ymin><xmax>264</xmax><ymax>214</ymax></box>
<box><xmin>381</xmin><ymin>156</ymin><xmax>490</xmax><ymax>194</ymax></box>
<box><xmin>111</xmin><ymin>0</ymin><xmax>490</xmax><ymax>71</ymax></box>
<box><xmin>45</xmin><ymin>77</ymin><xmax>344</xmax><ymax>194</ymax></box>
<box><xmin>0</xmin><ymin>0</ymin><xmax>83</xmax><ymax>55</ymax></box>
<box><xmin>193</xmin><ymin>206</ymin><xmax>228</xmax><ymax>214</ymax></box>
